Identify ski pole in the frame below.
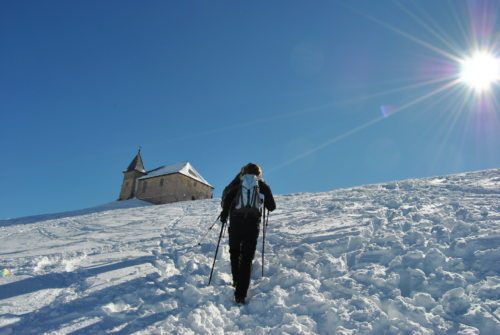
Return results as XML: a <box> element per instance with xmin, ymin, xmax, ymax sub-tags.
<box><xmin>208</xmin><ymin>218</ymin><xmax>226</xmax><ymax>286</ymax></box>
<box><xmin>262</xmin><ymin>209</ymin><xmax>269</xmax><ymax>277</ymax></box>
<box><xmin>196</xmin><ymin>214</ymin><xmax>221</xmax><ymax>246</ymax></box>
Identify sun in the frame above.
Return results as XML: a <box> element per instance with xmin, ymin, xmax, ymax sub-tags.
<box><xmin>459</xmin><ymin>51</ymin><xmax>500</xmax><ymax>93</ymax></box>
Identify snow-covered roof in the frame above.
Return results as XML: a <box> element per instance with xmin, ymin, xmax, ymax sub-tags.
<box><xmin>138</xmin><ymin>161</ymin><xmax>213</xmax><ymax>188</ymax></box>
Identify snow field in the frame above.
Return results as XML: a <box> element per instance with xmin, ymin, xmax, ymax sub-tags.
<box><xmin>0</xmin><ymin>169</ymin><xmax>499</xmax><ymax>334</ymax></box>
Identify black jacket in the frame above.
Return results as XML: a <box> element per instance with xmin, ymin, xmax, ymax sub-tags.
<box><xmin>221</xmin><ymin>174</ymin><xmax>276</xmax><ymax>220</ymax></box>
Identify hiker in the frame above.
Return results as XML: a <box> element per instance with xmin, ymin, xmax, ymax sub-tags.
<box><xmin>220</xmin><ymin>163</ymin><xmax>276</xmax><ymax>304</ymax></box>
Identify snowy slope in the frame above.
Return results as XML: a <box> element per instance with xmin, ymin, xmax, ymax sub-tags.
<box><xmin>1</xmin><ymin>169</ymin><xmax>499</xmax><ymax>334</ymax></box>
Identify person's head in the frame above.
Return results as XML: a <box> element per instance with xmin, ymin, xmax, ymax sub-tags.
<box><xmin>241</xmin><ymin>162</ymin><xmax>262</xmax><ymax>177</ymax></box>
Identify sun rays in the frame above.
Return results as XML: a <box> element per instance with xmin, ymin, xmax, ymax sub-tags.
<box><xmin>267</xmin><ymin>0</ymin><xmax>499</xmax><ymax>174</ymax></box>
<box><xmin>136</xmin><ymin>1</ymin><xmax>498</xmax><ymax>177</ymax></box>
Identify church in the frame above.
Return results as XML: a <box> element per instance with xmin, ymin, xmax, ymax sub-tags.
<box><xmin>118</xmin><ymin>151</ymin><xmax>214</xmax><ymax>204</ymax></box>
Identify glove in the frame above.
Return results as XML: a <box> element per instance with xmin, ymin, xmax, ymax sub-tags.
<box><xmin>220</xmin><ymin>210</ymin><xmax>228</xmax><ymax>224</ymax></box>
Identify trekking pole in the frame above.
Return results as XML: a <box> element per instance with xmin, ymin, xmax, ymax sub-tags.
<box><xmin>196</xmin><ymin>214</ymin><xmax>221</xmax><ymax>246</ymax></box>
<box><xmin>262</xmin><ymin>209</ymin><xmax>269</xmax><ymax>277</ymax></box>
<box><xmin>208</xmin><ymin>219</ymin><xmax>226</xmax><ymax>286</ymax></box>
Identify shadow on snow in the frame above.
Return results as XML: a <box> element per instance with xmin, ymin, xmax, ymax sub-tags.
<box><xmin>0</xmin><ymin>255</ymin><xmax>185</xmax><ymax>334</ymax></box>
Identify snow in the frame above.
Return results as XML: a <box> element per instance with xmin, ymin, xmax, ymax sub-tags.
<box><xmin>0</xmin><ymin>169</ymin><xmax>499</xmax><ymax>334</ymax></box>
<box><xmin>138</xmin><ymin>161</ymin><xmax>213</xmax><ymax>187</ymax></box>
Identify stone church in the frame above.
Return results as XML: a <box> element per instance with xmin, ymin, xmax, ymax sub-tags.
<box><xmin>118</xmin><ymin>151</ymin><xmax>214</xmax><ymax>204</ymax></box>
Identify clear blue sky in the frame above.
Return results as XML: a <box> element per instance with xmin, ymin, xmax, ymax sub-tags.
<box><xmin>1</xmin><ymin>0</ymin><xmax>499</xmax><ymax>219</ymax></box>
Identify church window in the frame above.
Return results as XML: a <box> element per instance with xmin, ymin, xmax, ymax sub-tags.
<box><xmin>160</xmin><ymin>178</ymin><xmax>164</xmax><ymax>187</ymax></box>
<box><xmin>142</xmin><ymin>181</ymin><xmax>147</xmax><ymax>193</ymax></box>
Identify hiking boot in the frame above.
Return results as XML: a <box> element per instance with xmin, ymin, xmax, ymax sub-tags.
<box><xmin>235</xmin><ymin>295</ymin><xmax>245</xmax><ymax>305</ymax></box>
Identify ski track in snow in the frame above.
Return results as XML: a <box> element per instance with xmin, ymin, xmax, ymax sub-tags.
<box><xmin>0</xmin><ymin>169</ymin><xmax>499</xmax><ymax>334</ymax></box>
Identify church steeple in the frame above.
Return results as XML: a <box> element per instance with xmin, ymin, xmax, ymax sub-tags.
<box><xmin>118</xmin><ymin>149</ymin><xmax>147</xmax><ymax>200</ymax></box>
<box><xmin>125</xmin><ymin>148</ymin><xmax>146</xmax><ymax>173</ymax></box>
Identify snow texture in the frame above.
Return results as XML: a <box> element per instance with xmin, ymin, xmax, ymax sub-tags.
<box><xmin>0</xmin><ymin>169</ymin><xmax>499</xmax><ymax>334</ymax></box>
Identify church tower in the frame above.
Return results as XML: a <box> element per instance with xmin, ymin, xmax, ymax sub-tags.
<box><xmin>118</xmin><ymin>150</ymin><xmax>147</xmax><ymax>200</ymax></box>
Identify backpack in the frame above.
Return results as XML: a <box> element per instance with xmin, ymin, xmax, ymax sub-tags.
<box><xmin>233</xmin><ymin>174</ymin><xmax>263</xmax><ymax>219</ymax></box>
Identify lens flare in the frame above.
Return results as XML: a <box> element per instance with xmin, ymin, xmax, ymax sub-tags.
<box><xmin>459</xmin><ymin>51</ymin><xmax>500</xmax><ymax>93</ymax></box>
<box><xmin>380</xmin><ymin>105</ymin><xmax>397</xmax><ymax>118</ymax></box>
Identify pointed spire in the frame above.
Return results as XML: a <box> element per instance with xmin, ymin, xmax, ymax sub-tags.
<box><xmin>125</xmin><ymin>149</ymin><xmax>146</xmax><ymax>173</ymax></box>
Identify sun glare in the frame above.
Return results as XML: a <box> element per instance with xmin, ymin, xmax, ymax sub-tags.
<box><xmin>459</xmin><ymin>51</ymin><xmax>500</xmax><ymax>93</ymax></box>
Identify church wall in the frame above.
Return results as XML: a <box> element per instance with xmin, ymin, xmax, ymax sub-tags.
<box><xmin>135</xmin><ymin>173</ymin><xmax>213</xmax><ymax>204</ymax></box>
<box><xmin>119</xmin><ymin>170</ymin><xmax>145</xmax><ymax>200</ymax></box>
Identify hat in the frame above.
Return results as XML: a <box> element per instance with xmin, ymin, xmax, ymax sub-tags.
<box><xmin>241</xmin><ymin>163</ymin><xmax>262</xmax><ymax>177</ymax></box>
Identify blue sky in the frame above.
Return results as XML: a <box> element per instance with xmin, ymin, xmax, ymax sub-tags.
<box><xmin>1</xmin><ymin>0</ymin><xmax>499</xmax><ymax>219</ymax></box>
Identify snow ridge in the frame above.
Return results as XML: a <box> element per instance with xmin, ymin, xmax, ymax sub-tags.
<box><xmin>0</xmin><ymin>169</ymin><xmax>499</xmax><ymax>334</ymax></box>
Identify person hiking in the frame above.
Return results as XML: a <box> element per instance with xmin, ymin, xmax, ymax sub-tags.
<box><xmin>220</xmin><ymin>163</ymin><xmax>276</xmax><ymax>304</ymax></box>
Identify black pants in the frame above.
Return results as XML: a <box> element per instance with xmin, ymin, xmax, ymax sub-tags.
<box><xmin>228</xmin><ymin>216</ymin><xmax>260</xmax><ymax>299</ymax></box>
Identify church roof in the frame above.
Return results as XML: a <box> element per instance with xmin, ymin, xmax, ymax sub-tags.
<box><xmin>139</xmin><ymin>162</ymin><xmax>213</xmax><ymax>188</ymax></box>
<box><xmin>125</xmin><ymin>151</ymin><xmax>146</xmax><ymax>173</ymax></box>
